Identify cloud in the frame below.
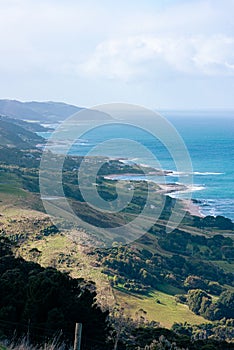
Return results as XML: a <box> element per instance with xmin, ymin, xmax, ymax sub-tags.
<box><xmin>0</xmin><ymin>0</ymin><xmax>233</xmax><ymax>80</ymax></box>
<box><xmin>0</xmin><ymin>0</ymin><xmax>234</xmax><ymax>107</ymax></box>
<box><xmin>78</xmin><ymin>34</ymin><xmax>234</xmax><ymax>80</ymax></box>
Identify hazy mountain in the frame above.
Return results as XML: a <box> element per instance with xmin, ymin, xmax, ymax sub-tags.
<box><xmin>0</xmin><ymin>100</ymin><xmax>118</xmax><ymax>125</ymax></box>
<box><xmin>0</xmin><ymin>116</ymin><xmax>44</xmax><ymax>148</ymax></box>
<box><xmin>0</xmin><ymin>115</ymin><xmax>49</xmax><ymax>132</ymax></box>
<box><xmin>0</xmin><ymin>100</ymin><xmax>83</xmax><ymax>123</ymax></box>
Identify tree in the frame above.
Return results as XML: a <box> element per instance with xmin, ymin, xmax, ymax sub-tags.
<box><xmin>216</xmin><ymin>290</ymin><xmax>234</xmax><ymax>319</ymax></box>
<box><xmin>109</xmin><ymin>305</ymin><xmax>135</xmax><ymax>350</ymax></box>
<box><xmin>187</xmin><ymin>289</ymin><xmax>211</xmax><ymax>315</ymax></box>
<box><xmin>0</xmin><ymin>239</ymin><xmax>109</xmax><ymax>348</ymax></box>
<box><xmin>184</xmin><ymin>275</ymin><xmax>207</xmax><ymax>290</ymax></box>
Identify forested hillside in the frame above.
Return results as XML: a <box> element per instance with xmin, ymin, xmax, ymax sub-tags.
<box><xmin>0</xmin><ymin>120</ymin><xmax>233</xmax><ymax>349</ymax></box>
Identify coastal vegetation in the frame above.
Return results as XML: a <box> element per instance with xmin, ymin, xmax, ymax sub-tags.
<box><xmin>0</xmin><ymin>117</ymin><xmax>233</xmax><ymax>348</ymax></box>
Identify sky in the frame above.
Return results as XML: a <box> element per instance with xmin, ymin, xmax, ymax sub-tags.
<box><xmin>0</xmin><ymin>0</ymin><xmax>234</xmax><ymax>109</ymax></box>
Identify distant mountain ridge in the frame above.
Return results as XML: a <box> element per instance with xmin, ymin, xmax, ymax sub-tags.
<box><xmin>0</xmin><ymin>115</ymin><xmax>44</xmax><ymax>148</ymax></box>
<box><xmin>0</xmin><ymin>115</ymin><xmax>49</xmax><ymax>132</ymax></box>
<box><xmin>0</xmin><ymin>99</ymin><xmax>116</xmax><ymax>123</ymax></box>
<box><xmin>0</xmin><ymin>99</ymin><xmax>83</xmax><ymax>123</ymax></box>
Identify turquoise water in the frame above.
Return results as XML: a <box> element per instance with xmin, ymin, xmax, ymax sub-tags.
<box><xmin>39</xmin><ymin>110</ymin><xmax>234</xmax><ymax>221</ymax></box>
<box><xmin>166</xmin><ymin>112</ymin><xmax>234</xmax><ymax>220</ymax></box>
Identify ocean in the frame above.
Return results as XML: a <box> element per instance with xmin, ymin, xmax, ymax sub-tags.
<box><xmin>39</xmin><ymin>110</ymin><xmax>234</xmax><ymax>221</ymax></box>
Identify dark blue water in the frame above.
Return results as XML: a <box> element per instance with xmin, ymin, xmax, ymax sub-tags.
<box><xmin>39</xmin><ymin>110</ymin><xmax>234</xmax><ymax>221</ymax></box>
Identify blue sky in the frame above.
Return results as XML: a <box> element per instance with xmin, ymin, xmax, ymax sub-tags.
<box><xmin>0</xmin><ymin>0</ymin><xmax>234</xmax><ymax>109</ymax></box>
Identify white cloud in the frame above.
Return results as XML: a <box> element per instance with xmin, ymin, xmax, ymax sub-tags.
<box><xmin>192</xmin><ymin>36</ymin><xmax>234</xmax><ymax>75</ymax></box>
<box><xmin>0</xmin><ymin>0</ymin><xmax>233</xmax><ymax>78</ymax></box>
<box><xmin>0</xmin><ymin>0</ymin><xmax>234</xmax><ymax>107</ymax></box>
<box><xmin>78</xmin><ymin>35</ymin><xmax>234</xmax><ymax>80</ymax></box>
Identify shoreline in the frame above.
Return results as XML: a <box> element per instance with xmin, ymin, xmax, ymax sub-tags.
<box><xmin>104</xmin><ymin>170</ymin><xmax>172</xmax><ymax>180</ymax></box>
<box><xmin>157</xmin><ymin>184</ymin><xmax>204</xmax><ymax>218</ymax></box>
<box><xmin>104</xmin><ymin>172</ymin><xmax>204</xmax><ymax>218</ymax></box>
<box><xmin>181</xmin><ymin>199</ymin><xmax>204</xmax><ymax>218</ymax></box>
<box><xmin>103</xmin><ymin>170</ymin><xmax>233</xmax><ymax>222</ymax></box>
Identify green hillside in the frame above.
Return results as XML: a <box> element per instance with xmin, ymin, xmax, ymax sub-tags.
<box><xmin>0</xmin><ymin>117</ymin><xmax>44</xmax><ymax>148</ymax></box>
<box><xmin>0</xmin><ymin>145</ymin><xmax>233</xmax><ymax>330</ymax></box>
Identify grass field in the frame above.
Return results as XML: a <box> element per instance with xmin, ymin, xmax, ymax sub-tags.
<box><xmin>0</xmin><ymin>183</ymin><xmax>28</xmax><ymax>196</ymax></box>
<box><xmin>0</xmin><ymin>172</ymin><xmax>26</xmax><ymax>196</ymax></box>
<box><xmin>18</xmin><ymin>232</ymin><xmax>209</xmax><ymax>327</ymax></box>
<box><xmin>18</xmin><ymin>233</ymin><xmax>116</xmax><ymax>307</ymax></box>
<box><xmin>114</xmin><ymin>289</ymin><xmax>208</xmax><ymax>328</ymax></box>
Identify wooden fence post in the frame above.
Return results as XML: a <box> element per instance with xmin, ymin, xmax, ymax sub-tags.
<box><xmin>74</xmin><ymin>323</ymin><xmax>82</xmax><ymax>350</ymax></box>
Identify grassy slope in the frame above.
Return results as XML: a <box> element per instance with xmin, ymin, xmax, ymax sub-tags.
<box><xmin>0</xmin><ymin>183</ymin><xmax>115</xmax><ymax>309</ymax></box>
<box><xmin>0</xmin><ymin>163</ymin><xmax>232</xmax><ymax>328</ymax></box>
<box><xmin>0</xmin><ymin>172</ymin><xmax>42</xmax><ymax>215</ymax></box>
<box><xmin>0</xmin><ymin>119</ymin><xmax>44</xmax><ymax>148</ymax></box>
<box><xmin>114</xmin><ymin>289</ymin><xmax>208</xmax><ymax>328</ymax></box>
<box><xmin>16</xmin><ymin>231</ymin><xmax>208</xmax><ymax>327</ymax></box>
<box><xmin>0</xmin><ymin>185</ymin><xmax>209</xmax><ymax>326</ymax></box>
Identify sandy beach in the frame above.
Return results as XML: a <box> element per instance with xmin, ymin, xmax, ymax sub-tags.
<box><xmin>182</xmin><ymin>199</ymin><xmax>204</xmax><ymax>218</ymax></box>
<box><xmin>157</xmin><ymin>184</ymin><xmax>204</xmax><ymax>217</ymax></box>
